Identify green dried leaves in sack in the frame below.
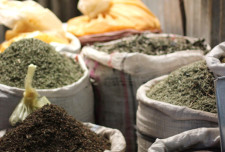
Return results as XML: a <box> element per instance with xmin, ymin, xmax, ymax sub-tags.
<box><xmin>147</xmin><ymin>60</ymin><xmax>216</xmax><ymax>113</ymax></box>
<box><xmin>93</xmin><ymin>34</ymin><xmax>208</xmax><ymax>55</ymax></box>
<box><xmin>0</xmin><ymin>38</ymin><xmax>83</xmax><ymax>89</ymax></box>
<box><xmin>9</xmin><ymin>64</ymin><xmax>50</xmax><ymax>126</ymax></box>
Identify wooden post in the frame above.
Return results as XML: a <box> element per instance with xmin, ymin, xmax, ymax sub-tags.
<box><xmin>200</xmin><ymin>0</ymin><xmax>211</xmax><ymax>46</ymax></box>
<box><xmin>0</xmin><ymin>25</ymin><xmax>5</xmax><ymax>43</ymax></box>
<box><xmin>220</xmin><ymin>0</ymin><xmax>225</xmax><ymax>43</ymax></box>
<box><xmin>142</xmin><ymin>0</ymin><xmax>183</xmax><ymax>35</ymax></box>
<box><xmin>211</xmin><ymin>0</ymin><xmax>220</xmax><ymax>47</ymax></box>
<box><xmin>163</xmin><ymin>0</ymin><xmax>183</xmax><ymax>35</ymax></box>
<box><xmin>60</xmin><ymin>0</ymin><xmax>80</xmax><ymax>22</ymax></box>
<box><xmin>51</xmin><ymin>0</ymin><xmax>63</xmax><ymax>21</ymax></box>
<box><xmin>184</xmin><ymin>0</ymin><xmax>221</xmax><ymax>47</ymax></box>
<box><xmin>37</xmin><ymin>0</ymin><xmax>50</xmax><ymax>8</ymax></box>
<box><xmin>37</xmin><ymin>0</ymin><xmax>80</xmax><ymax>22</ymax></box>
<box><xmin>184</xmin><ymin>0</ymin><xmax>202</xmax><ymax>38</ymax></box>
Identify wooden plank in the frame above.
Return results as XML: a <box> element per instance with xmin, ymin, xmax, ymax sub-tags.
<box><xmin>200</xmin><ymin>0</ymin><xmax>211</xmax><ymax>45</ymax></box>
<box><xmin>163</xmin><ymin>0</ymin><xmax>183</xmax><ymax>34</ymax></box>
<box><xmin>193</xmin><ymin>1</ymin><xmax>202</xmax><ymax>37</ymax></box>
<box><xmin>185</xmin><ymin>0</ymin><xmax>215</xmax><ymax>46</ymax></box>
<box><xmin>61</xmin><ymin>0</ymin><xmax>79</xmax><ymax>22</ymax></box>
<box><xmin>145</xmin><ymin>0</ymin><xmax>221</xmax><ymax>47</ymax></box>
<box><xmin>51</xmin><ymin>0</ymin><xmax>63</xmax><ymax>21</ymax></box>
<box><xmin>36</xmin><ymin>0</ymin><xmax>77</xmax><ymax>22</ymax></box>
<box><xmin>184</xmin><ymin>0</ymin><xmax>201</xmax><ymax>37</ymax></box>
<box><xmin>142</xmin><ymin>0</ymin><xmax>165</xmax><ymax>28</ymax></box>
<box><xmin>0</xmin><ymin>25</ymin><xmax>5</xmax><ymax>43</ymax></box>
<box><xmin>37</xmin><ymin>0</ymin><xmax>49</xmax><ymax>8</ymax></box>
<box><xmin>179</xmin><ymin>0</ymin><xmax>186</xmax><ymax>35</ymax></box>
<box><xmin>220</xmin><ymin>0</ymin><xmax>225</xmax><ymax>43</ymax></box>
<box><xmin>143</xmin><ymin>0</ymin><xmax>183</xmax><ymax>35</ymax></box>
<box><xmin>211</xmin><ymin>0</ymin><xmax>220</xmax><ymax>47</ymax></box>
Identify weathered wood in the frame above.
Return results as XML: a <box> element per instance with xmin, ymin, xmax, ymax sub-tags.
<box><xmin>184</xmin><ymin>0</ymin><xmax>202</xmax><ymax>38</ymax></box>
<box><xmin>51</xmin><ymin>0</ymin><xmax>63</xmax><ymax>21</ymax></box>
<box><xmin>37</xmin><ymin>0</ymin><xmax>49</xmax><ymax>8</ymax></box>
<box><xmin>211</xmin><ymin>0</ymin><xmax>220</xmax><ymax>47</ymax></box>
<box><xmin>36</xmin><ymin>0</ymin><xmax>79</xmax><ymax>22</ymax></box>
<box><xmin>179</xmin><ymin>0</ymin><xmax>186</xmax><ymax>35</ymax></box>
<box><xmin>184</xmin><ymin>0</ymin><xmax>220</xmax><ymax>47</ymax></box>
<box><xmin>0</xmin><ymin>25</ymin><xmax>5</xmax><ymax>43</ymax></box>
<box><xmin>142</xmin><ymin>0</ymin><xmax>164</xmax><ymax>26</ymax></box>
<box><xmin>144</xmin><ymin>0</ymin><xmax>224</xmax><ymax>47</ymax></box>
<box><xmin>163</xmin><ymin>0</ymin><xmax>183</xmax><ymax>34</ymax></box>
<box><xmin>200</xmin><ymin>0</ymin><xmax>211</xmax><ymax>45</ymax></box>
<box><xmin>60</xmin><ymin>0</ymin><xmax>80</xmax><ymax>22</ymax></box>
<box><xmin>220</xmin><ymin>0</ymin><xmax>225</xmax><ymax>43</ymax></box>
<box><xmin>143</xmin><ymin>0</ymin><xmax>183</xmax><ymax>35</ymax></box>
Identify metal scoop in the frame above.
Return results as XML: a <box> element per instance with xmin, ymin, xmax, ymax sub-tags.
<box><xmin>215</xmin><ymin>76</ymin><xmax>225</xmax><ymax>151</ymax></box>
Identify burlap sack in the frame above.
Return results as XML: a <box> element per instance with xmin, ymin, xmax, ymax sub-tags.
<box><xmin>148</xmin><ymin>128</ymin><xmax>220</xmax><ymax>152</ymax></box>
<box><xmin>82</xmin><ymin>33</ymin><xmax>207</xmax><ymax>152</ymax></box>
<box><xmin>0</xmin><ymin>55</ymin><xmax>94</xmax><ymax>130</ymax></box>
<box><xmin>50</xmin><ymin>32</ymin><xmax>81</xmax><ymax>53</ymax></box>
<box><xmin>206</xmin><ymin>42</ymin><xmax>225</xmax><ymax>77</ymax></box>
<box><xmin>85</xmin><ymin>123</ymin><xmax>126</xmax><ymax>152</ymax></box>
<box><xmin>136</xmin><ymin>75</ymin><xmax>218</xmax><ymax>152</ymax></box>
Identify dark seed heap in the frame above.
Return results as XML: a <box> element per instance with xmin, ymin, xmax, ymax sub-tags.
<box><xmin>0</xmin><ymin>105</ymin><xmax>111</xmax><ymax>152</ymax></box>
<box><xmin>147</xmin><ymin>60</ymin><xmax>217</xmax><ymax>113</ymax></box>
<box><xmin>93</xmin><ymin>34</ymin><xmax>208</xmax><ymax>55</ymax></box>
<box><xmin>0</xmin><ymin>38</ymin><xmax>83</xmax><ymax>89</ymax></box>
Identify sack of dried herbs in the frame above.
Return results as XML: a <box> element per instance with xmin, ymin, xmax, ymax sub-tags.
<box><xmin>206</xmin><ymin>42</ymin><xmax>225</xmax><ymax>77</ymax></box>
<box><xmin>0</xmin><ymin>38</ymin><xmax>94</xmax><ymax>130</ymax></box>
<box><xmin>148</xmin><ymin>128</ymin><xmax>220</xmax><ymax>152</ymax></box>
<box><xmin>136</xmin><ymin>60</ymin><xmax>218</xmax><ymax>152</ymax></box>
<box><xmin>0</xmin><ymin>105</ymin><xmax>126</xmax><ymax>152</ymax></box>
<box><xmin>82</xmin><ymin>33</ymin><xmax>209</xmax><ymax>152</ymax></box>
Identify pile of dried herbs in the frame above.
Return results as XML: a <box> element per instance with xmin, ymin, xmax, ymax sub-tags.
<box><xmin>0</xmin><ymin>104</ymin><xmax>111</xmax><ymax>152</ymax></box>
<box><xmin>147</xmin><ymin>60</ymin><xmax>216</xmax><ymax>113</ymax></box>
<box><xmin>0</xmin><ymin>38</ymin><xmax>83</xmax><ymax>89</ymax></box>
<box><xmin>93</xmin><ymin>34</ymin><xmax>208</xmax><ymax>55</ymax></box>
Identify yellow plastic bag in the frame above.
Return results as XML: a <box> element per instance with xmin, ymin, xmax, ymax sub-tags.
<box><xmin>0</xmin><ymin>31</ymin><xmax>69</xmax><ymax>53</ymax></box>
<box><xmin>0</xmin><ymin>0</ymin><xmax>69</xmax><ymax>52</ymax></box>
<box><xmin>0</xmin><ymin>0</ymin><xmax>66</xmax><ymax>40</ymax></box>
<box><xmin>78</xmin><ymin>0</ymin><xmax>111</xmax><ymax>18</ymax></box>
<box><xmin>67</xmin><ymin>0</ymin><xmax>161</xmax><ymax>37</ymax></box>
<box><xmin>9</xmin><ymin>64</ymin><xmax>50</xmax><ymax>126</ymax></box>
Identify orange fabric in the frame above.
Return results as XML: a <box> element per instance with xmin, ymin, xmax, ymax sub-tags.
<box><xmin>67</xmin><ymin>0</ymin><xmax>161</xmax><ymax>37</ymax></box>
<box><xmin>5</xmin><ymin>19</ymin><xmax>66</xmax><ymax>41</ymax></box>
<box><xmin>0</xmin><ymin>0</ymin><xmax>69</xmax><ymax>53</ymax></box>
<box><xmin>0</xmin><ymin>31</ymin><xmax>69</xmax><ymax>53</ymax></box>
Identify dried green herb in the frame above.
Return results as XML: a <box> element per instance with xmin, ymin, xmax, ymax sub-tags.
<box><xmin>0</xmin><ymin>38</ymin><xmax>83</xmax><ymax>89</ymax></box>
<box><xmin>93</xmin><ymin>34</ymin><xmax>208</xmax><ymax>55</ymax></box>
<box><xmin>147</xmin><ymin>60</ymin><xmax>216</xmax><ymax>113</ymax></box>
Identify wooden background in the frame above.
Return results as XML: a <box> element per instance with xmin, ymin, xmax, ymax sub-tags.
<box><xmin>143</xmin><ymin>0</ymin><xmax>225</xmax><ymax>47</ymax></box>
<box><xmin>0</xmin><ymin>0</ymin><xmax>225</xmax><ymax>48</ymax></box>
